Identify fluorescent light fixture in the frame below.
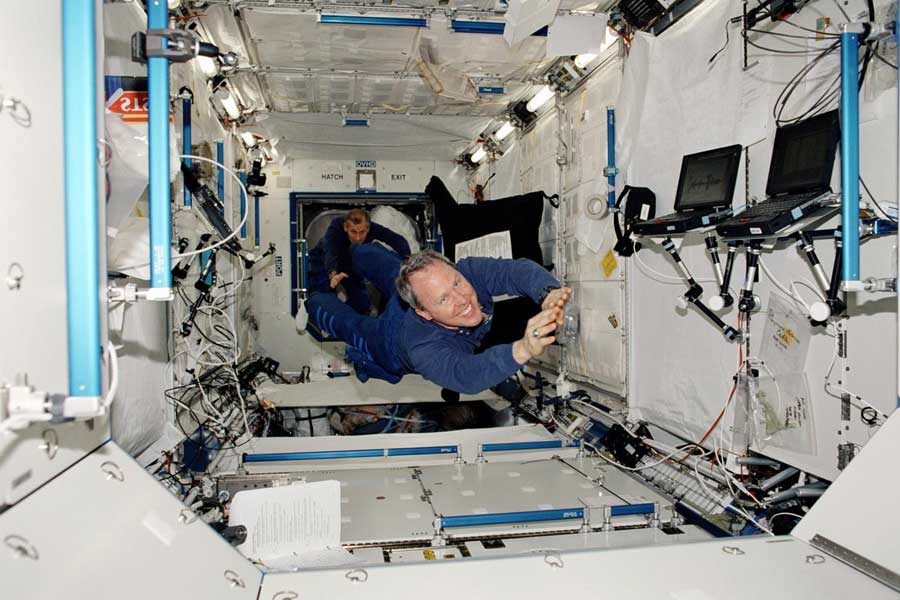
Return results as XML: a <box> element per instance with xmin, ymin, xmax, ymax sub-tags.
<box><xmin>526</xmin><ymin>85</ymin><xmax>554</xmax><ymax>113</ymax></box>
<box><xmin>470</xmin><ymin>146</ymin><xmax>487</xmax><ymax>163</ymax></box>
<box><xmin>197</xmin><ymin>55</ymin><xmax>219</xmax><ymax>79</ymax></box>
<box><xmin>240</xmin><ymin>132</ymin><xmax>257</xmax><ymax>147</ymax></box>
<box><xmin>495</xmin><ymin>121</ymin><xmax>516</xmax><ymax>141</ymax></box>
<box><xmin>574</xmin><ymin>53</ymin><xmax>598</xmax><ymax>69</ymax></box>
<box><xmin>319</xmin><ymin>14</ymin><xmax>426</xmax><ymax>27</ymax></box>
<box><xmin>214</xmin><ymin>88</ymin><xmax>241</xmax><ymax>120</ymax></box>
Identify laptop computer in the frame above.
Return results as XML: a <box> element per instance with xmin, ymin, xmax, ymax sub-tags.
<box><xmin>631</xmin><ymin>144</ymin><xmax>743</xmax><ymax>236</ymax></box>
<box><xmin>716</xmin><ymin>110</ymin><xmax>840</xmax><ymax>239</ymax></box>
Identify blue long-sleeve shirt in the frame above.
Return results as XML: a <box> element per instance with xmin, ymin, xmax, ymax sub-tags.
<box><xmin>398</xmin><ymin>257</ymin><xmax>558</xmax><ymax>394</ymax></box>
<box><xmin>319</xmin><ymin>216</ymin><xmax>411</xmax><ymax>277</ymax></box>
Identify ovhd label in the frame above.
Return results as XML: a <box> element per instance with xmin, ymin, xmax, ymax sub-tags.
<box><xmin>356</xmin><ymin>160</ymin><xmax>376</xmax><ymax>168</ymax></box>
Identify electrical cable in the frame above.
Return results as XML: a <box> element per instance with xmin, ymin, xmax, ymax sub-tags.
<box><xmin>103</xmin><ymin>341</ymin><xmax>119</xmax><ymax>409</ymax></box>
<box><xmin>873</xmin><ymin>52</ymin><xmax>898</xmax><ymax>70</ymax></box>
<box><xmin>116</xmin><ymin>154</ymin><xmax>250</xmax><ymax>270</ymax></box>
<box><xmin>861</xmin><ymin>176</ymin><xmax>898</xmax><ymax>222</ymax></box>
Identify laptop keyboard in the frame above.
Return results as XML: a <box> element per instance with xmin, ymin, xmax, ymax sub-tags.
<box><xmin>741</xmin><ymin>192</ymin><xmax>820</xmax><ymax>217</ymax></box>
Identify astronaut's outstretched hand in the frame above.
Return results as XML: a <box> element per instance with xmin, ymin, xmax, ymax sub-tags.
<box><xmin>512</xmin><ymin>307</ymin><xmax>560</xmax><ymax>364</ymax></box>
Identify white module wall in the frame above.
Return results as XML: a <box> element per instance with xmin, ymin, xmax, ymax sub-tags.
<box><xmin>0</xmin><ymin>1</ymin><xmax>111</xmax><ymax>508</ymax></box>
<box><xmin>476</xmin><ymin>53</ymin><xmax>628</xmax><ymax>396</ymax></box>
<box><xmin>620</xmin><ymin>0</ymin><xmax>898</xmax><ymax>480</ymax></box>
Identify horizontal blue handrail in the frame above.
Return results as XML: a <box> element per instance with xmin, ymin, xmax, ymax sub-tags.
<box><xmin>243</xmin><ymin>444</ymin><xmax>458</xmax><ymax>463</ymax></box>
<box><xmin>610</xmin><ymin>503</ymin><xmax>656</xmax><ymax>517</ymax></box>
<box><xmin>450</xmin><ymin>20</ymin><xmax>549</xmax><ymax>36</ymax></box>
<box><xmin>481</xmin><ymin>440</ymin><xmax>579</xmax><ymax>453</ymax></box>
<box><xmin>320</xmin><ymin>14</ymin><xmax>426</xmax><ymax>27</ymax></box>
<box><xmin>442</xmin><ymin>507</ymin><xmax>584</xmax><ymax>528</ymax></box>
<box><xmin>388</xmin><ymin>445</ymin><xmax>458</xmax><ymax>456</ymax></box>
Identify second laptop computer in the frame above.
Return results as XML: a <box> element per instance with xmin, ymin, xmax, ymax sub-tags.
<box><xmin>631</xmin><ymin>144</ymin><xmax>743</xmax><ymax>236</ymax></box>
<box><xmin>716</xmin><ymin>110</ymin><xmax>840</xmax><ymax>239</ymax></box>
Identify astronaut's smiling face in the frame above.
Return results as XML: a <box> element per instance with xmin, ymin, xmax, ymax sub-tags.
<box><xmin>409</xmin><ymin>262</ymin><xmax>483</xmax><ymax>329</ymax></box>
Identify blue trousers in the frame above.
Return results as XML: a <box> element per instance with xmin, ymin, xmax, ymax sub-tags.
<box><xmin>306</xmin><ymin>244</ymin><xmax>407</xmax><ymax>383</ymax></box>
<box><xmin>306</xmin><ymin>246</ymin><xmax>370</xmax><ymax>314</ymax></box>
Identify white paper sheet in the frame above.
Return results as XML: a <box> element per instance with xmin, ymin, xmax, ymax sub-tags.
<box><xmin>261</xmin><ymin>547</ymin><xmax>361</xmax><ymax>572</ymax></box>
<box><xmin>455</xmin><ymin>230</ymin><xmax>513</xmax><ymax>260</ymax></box>
<box><xmin>737</xmin><ymin>59</ymin><xmax>771</xmax><ymax>146</ymax></box>
<box><xmin>229</xmin><ymin>481</ymin><xmax>342</xmax><ymax>562</ymax></box>
<box><xmin>546</xmin><ymin>14</ymin><xmax>609</xmax><ymax>57</ymax></box>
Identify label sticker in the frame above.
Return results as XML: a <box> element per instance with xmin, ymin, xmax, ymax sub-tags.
<box><xmin>275</xmin><ymin>256</ymin><xmax>283</xmax><ymax>276</ymax></box>
<box><xmin>640</xmin><ymin>204</ymin><xmax>650</xmax><ymax>220</ymax></box>
<box><xmin>750</xmin><ymin>227</ymin><xmax>762</xmax><ymax>235</ymax></box>
<box><xmin>601</xmin><ymin>249</ymin><xmax>618</xmax><ymax>278</ymax></box>
<box><xmin>791</xmin><ymin>207</ymin><xmax>803</xmax><ymax>219</ymax></box>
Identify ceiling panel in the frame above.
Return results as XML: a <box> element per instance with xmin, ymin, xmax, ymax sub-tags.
<box><xmin>194</xmin><ymin>5</ymin><xmax>251</xmax><ymax>68</ymax></box>
<box><xmin>242</xmin><ymin>8</ymin><xmax>420</xmax><ymax>74</ymax></box>
<box><xmin>254</xmin><ymin>112</ymin><xmax>491</xmax><ymax>160</ymax></box>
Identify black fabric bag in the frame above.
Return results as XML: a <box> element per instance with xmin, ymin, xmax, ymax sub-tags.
<box><xmin>425</xmin><ymin>176</ymin><xmax>546</xmax><ymax>265</ymax></box>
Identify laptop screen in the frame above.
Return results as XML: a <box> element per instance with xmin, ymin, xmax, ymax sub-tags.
<box><xmin>674</xmin><ymin>144</ymin><xmax>743</xmax><ymax>211</ymax></box>
<box><xmin>766</xmin><ymin>110</ymin><xmax>840</xmax><ymax>196</ymax></box>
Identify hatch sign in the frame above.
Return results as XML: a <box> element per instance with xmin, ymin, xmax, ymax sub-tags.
<box><xmin>356</xmin><ymin>160</ymin><xmax>376</xmax><ymax>168</ymax></box>
<box><xmin>105</xmin><ymin>76</ymin><xmax>172</xmax><ymax>123</ymax></box>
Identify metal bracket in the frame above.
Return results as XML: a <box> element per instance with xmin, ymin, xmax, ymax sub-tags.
<box><xmin>810</xmin><ymin>534</ymin><xmax>900</xmax><ymax>592</ymax></box>
<box><xmin>131</xmin><ymin>29</ymin><xmax>199</xmax><ymax>64</ymax></box>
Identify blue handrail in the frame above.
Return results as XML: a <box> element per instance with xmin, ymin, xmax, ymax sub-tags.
<box><xmin>840</xmin><ymin>31</ymin><xmax>860</xmax><ymax>285</ymax></box>
<box><xmin>148</xmin><ymin>0</ymin><xmax>172</xmax><ymax>291</ymax></box>
<box><xmin>62</xmin><ymin>0</ymin><xmax>102</xmax><ymax>397</ymax></box>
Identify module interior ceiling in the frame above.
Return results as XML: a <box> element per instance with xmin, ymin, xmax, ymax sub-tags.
<box><xmin>196</xmin><ymin>3</ymin><xmax>602</xmax><ymax>117</ymax></box>
<box><xmin>255</xmin><ymin>112</ymin><xmax>493</xmax><ymax>160</ymax></box>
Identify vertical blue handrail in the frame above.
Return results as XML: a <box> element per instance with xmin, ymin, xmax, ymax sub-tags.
<box><xmin>148</xmin><ymin>0</ymin><xmax>172</xmax><ymax>291</ymax></box>
<box><xmin>254</xmin><ymin>194</ymin><xmax>261</xmax><ymax>247</ymax></box>
<box><xmin>289</xmin><ymin>199</ymin><xmax>299</xmax><ymax>316</ymax></box>
<box><xmin>606</xmin><ymin>107</ymin><xmax>617</xmax><ymax>208</ymax></box>
<box><xmin>239</xmin><ymin>172</ymin><xmax>247</xmax><ymax>239</ymax></box>
<box><xmin>840</xmin><ymin>31</ymin><xmax>860</xmax><ymax>285</ymax></box>
<box><xmin>300</xmin><ymin>238</ymin><xmax>308</xmax><ymax>310</ymax></box>
<box><xmin>182</xmin><ymin>94</ymin><xmax>192</xmax><ymax>207</ymax></box>
<box><xmin>62</xmin><ymin>0</ymin><xmax>102</xmax><ymax>397</ymax></box>
<box><xmin>216</xmin><ymin>140</ymin><xmax>224</xmax><ymax>211</ymax></box>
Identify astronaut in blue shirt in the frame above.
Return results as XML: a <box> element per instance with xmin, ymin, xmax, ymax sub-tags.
<box><xmin>306</xmin><ymin>209</ymin><xmax>411</xmax><ymax>314</ymax></box>
<box><xmin>305</xmin><ymin>245</ymin><xmax>571</xmax><ymax>394</ymax></box>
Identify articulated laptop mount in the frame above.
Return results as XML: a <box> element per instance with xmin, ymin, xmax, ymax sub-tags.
<box><xmin>659</xmin><ymin>237</ymin><xmax>742</xmax><ymax>343</ymax></box>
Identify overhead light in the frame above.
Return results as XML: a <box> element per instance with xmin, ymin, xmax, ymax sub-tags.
<box><xmin>214</xmin><ymin>87</ymin><xmax>241</xmax><ymax>120</ymax></box>
<box><xmin>494</xmin><ymin>121</ymin><xmax>516</xmax><ymax>141</ymax></box>
<box><xmin>526</xmin><ymin>85</ymin><xmax>554</xmax><ymax>113</ymax></box>
<box><xmin>509</xmin><ymin>99</ymin><xmax>537</xmax><ymax>128</ymax></box>
<box><xmin>574</xmin><ymin>53</ymin><xmax>598</xmax><ymax>69</ymax></box>
<box><xmin>240</xmin><ymin>132</ymin><xmax>257</xmax><ymax>147</ymax></box>
<box><xmin>197</xmin><ymin>55</ymin><xmax>220</xmax><ymax>79</ymax></box>
<box><xmin>470</xmin><ymin>146</ymin><xmax>487</xmax><ymax>163</ymax></box>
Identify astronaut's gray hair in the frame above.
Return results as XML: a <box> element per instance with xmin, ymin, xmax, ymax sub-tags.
<box><xmin>396</xmin><ymin>250</ymin><xmax>457</xmax><ymax>310</ymax></box>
